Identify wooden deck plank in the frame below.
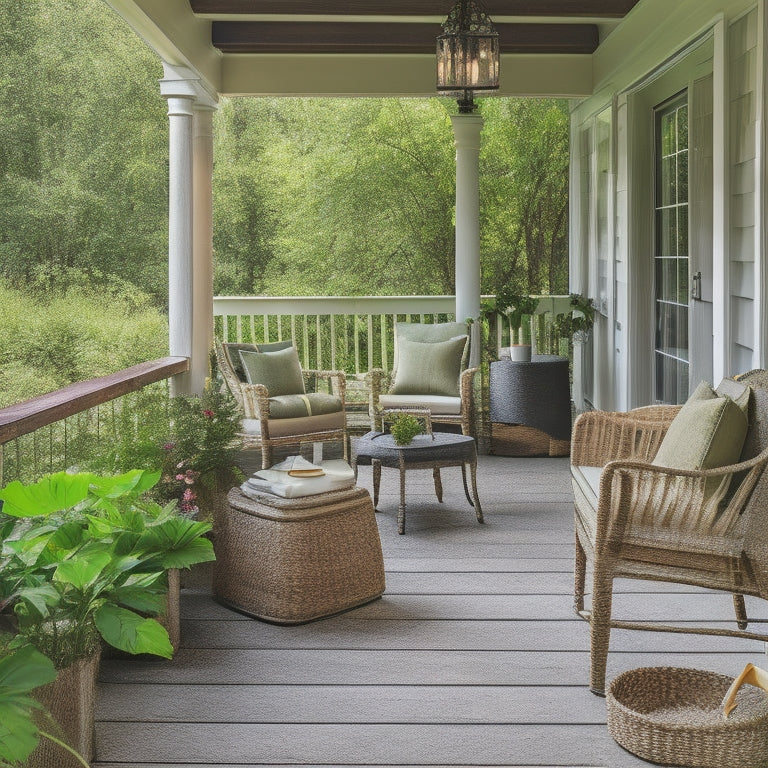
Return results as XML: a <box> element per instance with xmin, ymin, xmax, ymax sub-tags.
<box><xmin>99</xmin><ymin>648</ymin><xmax>763</xmax><ymax>686</ymax></box>
<box><xmin>96</xmin><ymin>683</ymin><xmax>612</xmax><ymax>723</ymax></box>
<box><xmin>94</xmin><ymin>723</ymin><xmax>651</xmax><ymax>766</ymax></box>
<box><xmin>178</xmin><ymin>589</ymin><xmax>767</xmax><ymax>622</ymax></box>
<box><xmin>177</xmin><ymin>617</ymin><xmax>765</xmax><ymax>652</ymax></box>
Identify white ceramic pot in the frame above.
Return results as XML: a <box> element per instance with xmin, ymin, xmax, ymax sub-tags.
<box><xmin>509</xmin><ymin>344</ymin><xmax>532</xmax><ymax>362</ymax></box>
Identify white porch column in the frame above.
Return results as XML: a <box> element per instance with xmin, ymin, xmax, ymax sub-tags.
<box><xmin>192</xmin><ymin>104</ymin><xmax>216</xmax><ymax>394</ymax></box>
<box><xmin>451</xmin><ymin>114</ymin><xmax>483</xmax><ymax>366</ymax></box>
<box><xmin>160</xmin><ymin>64</ymin><xmax>218</xmax><ymax>396</ymax></box>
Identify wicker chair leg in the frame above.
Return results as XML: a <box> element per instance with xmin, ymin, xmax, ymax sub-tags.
<box><xmin>574</xmin><ymin>530</ymin><xmax>586</xmax><ymax>615</ymax></box>
<box><xmin>733</xmin><ymin>593</ymin><xmax>749</xmax><ymax>630</ymax></box>
<box><xmin>589</xmin><ymin>569</ymin><xmax>614</xmax><ymax>697</ymax></box>
<box><xmin>261</xmin><ymin>442</ymin><xmax>272</xmax><ymax>470</ymax></box>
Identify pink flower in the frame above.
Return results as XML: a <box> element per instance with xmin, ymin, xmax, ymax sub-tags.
<box><xmin>163</xmin><ymin>443</ymin><xmax>175</xmax><ymax>452</ymax></box>
<box><xmin>203</xmin><ymin>409</ymin><xmax>215</xmax><ymax>418</ymax></box>
<box><xmin>175</xmin><ymin>473</ymin><xmax>185</xmax><ymax>481</ymax></box>
<box><xmin>183</xmin><ymin>488</ymin><xmax>196</xmax><ymax>501</ymax></box>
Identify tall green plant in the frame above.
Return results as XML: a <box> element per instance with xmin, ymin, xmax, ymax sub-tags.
<box><xmin>0</xmin><ymin>469</ymin><xmax>215</xmax><ymax>668</ymax></box>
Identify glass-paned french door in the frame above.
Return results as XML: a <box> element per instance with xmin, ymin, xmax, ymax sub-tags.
<box><xmin>654</xmin><ymin>93</ymin><xmax>689</xmax><ymax>404</ymax></box>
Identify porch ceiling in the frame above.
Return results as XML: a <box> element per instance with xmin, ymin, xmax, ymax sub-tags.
<box><xmin>106</xmin><ymin>0</ymin><xmax>641</xmax><ymax>97</ymax></box>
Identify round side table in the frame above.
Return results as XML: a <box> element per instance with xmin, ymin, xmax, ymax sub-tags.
<box><xmin>489</xmin><ymin>355</ymin><xmax>572</xmax><ymax>457</ymax></box>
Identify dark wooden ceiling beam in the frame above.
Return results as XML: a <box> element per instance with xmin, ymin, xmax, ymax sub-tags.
<box><xmin>193</xmin><ymin>1</ymin><xmax>639</xmax><ymax>19</ymax></box>
<box><xmin>212</xmin><ymin>20</ymin><xmax>599</xmax><ymax>53</ymax></box>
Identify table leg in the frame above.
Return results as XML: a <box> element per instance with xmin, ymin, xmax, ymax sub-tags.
<box><xmin>372</xmin><ymin>459</ymin><xmax>381</xmax><ymax>509</ymax></box>
<box><xmin>433</xmin><ymin>467</ymin><xmax>443</xmax><ymax>503</ymax></box>
<box><xmin>460</xmin><ymin>463</ymin><xmax>473</xmax><ymax>507</ymax></box>
<box><xmin>398</xmin><ymin>454</ymin><xmax>406</xmax><ymax>535</ymax></box>
<box><xmin>469</xmin><ymin>459</ymin><xmax>483</xmax><ymax>523</ymax></box>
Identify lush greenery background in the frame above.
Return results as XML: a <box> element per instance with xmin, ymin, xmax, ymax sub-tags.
<box><xmin>0</xmin><ymin>0</ymin><xmax>569</xmax><ymax>404</ymax></box>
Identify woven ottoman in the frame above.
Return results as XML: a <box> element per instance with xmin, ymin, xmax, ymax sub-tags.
<box><xmin>214</xmin><ymin>486</ymin><xmax>385</xmax><ymax>624</ymax></box>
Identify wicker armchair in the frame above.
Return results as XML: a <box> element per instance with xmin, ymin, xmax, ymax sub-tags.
<box><xmin>571</xmin><ymin>376</ymin><xmax>768</xmax><ymax>695</ymax></box>
<box><xmin>366</xmin><ymin>321</ymin><xmax>479</xmax><ymax>436</ymax></box>
<box><xmin>215</xmin><ymin>340</ymin><xmax>347</xmax><ymax>469</ymax></box>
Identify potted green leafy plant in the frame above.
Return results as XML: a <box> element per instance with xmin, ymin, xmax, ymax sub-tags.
<box><xmin>0</xmin><ymin>468</ymin><xmax>216</xmax><ymax>767</ymax></box>
<box><xmin>390</xmin><ymin>413</ymin><xmax>423</xmax><ymax>446</ymax></box>
<box><xmin>554</xmin><ymin>293</ymin><xmax>595</xmax><ymax>343</ymax></box>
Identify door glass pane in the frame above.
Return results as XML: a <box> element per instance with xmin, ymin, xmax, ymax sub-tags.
<box><xmin>654</xmin><ymin>93</ymin><xmax>689</xmax><ymax>404</ymax></box>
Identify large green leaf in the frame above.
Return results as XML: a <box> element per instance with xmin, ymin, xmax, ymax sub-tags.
<box><xmin>159</xmin><ymin>538</ymin><xmax>215</xmax><ymax>570</ymax></box>
<box><xmin>53</xmin><ymin>550</ymin><xmax>111</xmax><ymax>590</ymax></box>
<box><xmin>0</xmin><ymin>704</ymin><xmax>43</xmax><ymax>764</ymax></box>
<box><xmin>110</xmin><ymin>584</ymin><xmax>167</xmax><ymax>615</ymax></box>
<box><xmin>94</xmin><ymin>604</ymin><xmax>173</xmax><ymax>658</ymax></box>
<box><xmin>88</xmin><ymin>469</ymin><xmax>160</xmax><ymax>500</ymax></box>
<box><xmin>15</xmin><ymin>584</ymin><xmax>60</xmax><ymax>621</ymax></box>
<box><xmin>0</xmin><ymin>646</ymin><xmax>56</xmax><ymax>764</ymax></box>
<box><xmin>0</xmin><ymin>473</ymin><xmax>93</xmax><ymax>518</ymax></box>
<box><xmin>0</xmin><ymin>645</ymin><xmax>56</xmax><ymax>693</ymax></box>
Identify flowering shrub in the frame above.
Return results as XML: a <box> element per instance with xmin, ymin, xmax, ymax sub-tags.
<box><xmin>86</xmin><ymin>381</ymin><xmax>242</xmax><ymax>519</ymax></box>
<box><xmin>155</xmin><ymin>384</ymin><xmax>243</xmax><ymax>517</ymax></box>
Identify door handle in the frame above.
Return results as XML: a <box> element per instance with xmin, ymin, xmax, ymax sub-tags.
<box><xmin>691</xmin><ymin>271</ymin><xmax>702</xmax><ymax>301</ymax></box>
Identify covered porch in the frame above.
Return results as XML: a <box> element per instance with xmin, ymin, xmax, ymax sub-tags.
<box><xmin>94</xmin><ymin>452</ymin><xmax>765</xmax><ymax>767</ymax></box>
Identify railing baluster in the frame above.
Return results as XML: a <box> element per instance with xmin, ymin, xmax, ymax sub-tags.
<box><xmin>330</xmin><ymin>315</ymin><xmax>337</xmax><ymax>371</ymax></box>
<box><xmin>316</xmin><ymin>315</ymin><xmax>322</xmax><ymax>370</ymax></box>
<box><xmin>277</xmin><ymin>315</ymin><xmax>283</xmax><ymax>341</ymax></box>
<box><xmin>302</xmin><ymin>316</ymin><xmax>310</xmax><ymax>369</ymax></box>
<box><xmin>262</xmin><ymin>314</ymin><xmax>269</xmax><ymax>343</ymax></box>
<box><xmin>235</xmin><ymin>314</ymin><xmax>242</xmax><ymax>342</ymax></box>
<box><xmin>291</xmin><ymin>314</ymin><xmax>297</xmax><ymax>347</ymax></box>
<box><xmin>379</xmin><ymin>315</ymin><xmax>387</xmax><ymax>372</ymax></box>
<box><xmin>368</xmin><ymin>315</ymin><xmax>373</xmax><ymax>371</ymax></box>
<box><xmin>354</xmin><ymin>315</ymin><xmax>361</xmax><ymax>374</ymax></box>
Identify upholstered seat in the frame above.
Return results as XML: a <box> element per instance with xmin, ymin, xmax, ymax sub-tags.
<box><xmin>367</xmin><ymin>321</ymin><xmax>478</xmax><ymax>435</ymax></box>
<box><xmin>215</xmin><ymin>339</ymin><xmax>347</xmax><ymax>469</ymax></box>
<box><xmin>571</xmin><ymin>374</ymin><xmax>768</xmax><ymax>696</ymax></box>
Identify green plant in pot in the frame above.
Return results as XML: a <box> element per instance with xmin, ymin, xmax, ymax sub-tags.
<box><xmin>390</xmin><ymin>413</ymin><xmax>423</xmax><ymax>446</ymax></box>
<box><xmin>0</xmin><ymin>468</ymin><xmax>216</xmax><ymax>766</ymax></box>
<box><xmin>554</xmin><ymin>293</ymin><xmax>595</xmax><ymax>342</ymax></box>
<box><xmin>481</xmin><ymin>289</ymin><xmax>539</xmax><ymax>360</ymax></box>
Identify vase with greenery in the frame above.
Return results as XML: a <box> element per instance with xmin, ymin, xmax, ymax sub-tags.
<box><xmin>481</xmin><ymin>289</ymin><xmax>540</xmax><ymax>352</ymax></box>
<box><xmin>390</xmin><ymin>413</ymin><xmax>423</xmax><ymax>446</ymax></box>
<box><xmin>0</xmin><ymin>468</ymin><xmax>216</xmax><ymax>766</ymax></box>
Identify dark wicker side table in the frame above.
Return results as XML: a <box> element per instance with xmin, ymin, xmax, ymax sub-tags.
<box><xmin>489</xmin><ymin>355</ymin><xmax>572</xmax><ymax>456</ymax></box>
<box><xmin>352</xmin><ymin>431</ymin><xmax>483</xmax><ymax>534</ymax></box>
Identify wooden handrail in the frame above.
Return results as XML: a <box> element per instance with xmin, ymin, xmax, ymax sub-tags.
<box><xmin>0</xmin><ymin>357</ymin><xmax>189</xmax><ymax>445</ymax></box>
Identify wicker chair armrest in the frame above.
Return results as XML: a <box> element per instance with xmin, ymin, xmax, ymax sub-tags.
<box><xmin>629</xmin><ymin>404</ymin><xmax>682</xmax><ymax>421</ymax></box>
<box><xmin>240</xmin><ymin>383</ymin><xmax>271</xmax><ymax>420</ymax></box>
<box><xmin>571</xmin><ymin>410</ymin><xmax>672</xmax><ymax>468</ymax></box>
<box><xmin>302</xmin><ymin>369</ymin><xmax>347</xmax><ymax>403</ymax></box>
<box><xmin>597</xmin><ymin>448</ymin><xmax>768</xmax><ymax>542</ymax></box>
<box><xmin>459</xmin><ymin>366</ymin><xmax>480</xmax><ymax>411</ymax></box>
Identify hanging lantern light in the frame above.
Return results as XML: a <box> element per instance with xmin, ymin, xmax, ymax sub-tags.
<box><xmin>436</xmin><ymin>0</ymin><xmax>500</xmax><ymax>113</ymax></box>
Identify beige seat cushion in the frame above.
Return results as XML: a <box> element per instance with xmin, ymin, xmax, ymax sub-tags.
<box><xmin>241</xmin><ymin>410</ymin><xmax>345</xmax><ymax>438</ymax></box>
<box><xmin>379</xmin><ymin>393</ymin><xmax>462</xmax><ymax>416</ymax></box>
<box><xmin>267</xmin><ymin>393</ymin><xmax>343</xmax><ymax>420</ymax></box>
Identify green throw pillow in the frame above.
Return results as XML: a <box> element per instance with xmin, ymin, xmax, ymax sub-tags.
<box><xmin>396</xmin><ymin>321</ymin><xmax>470</xmax><ymax>371</ymax></box>
<box><xmin>652</xmin><ymin>382</ymin><xmax>748</xmax><ymax>472</ymax></box>
<box><xmin>224</xmin><ymin>340</ymin><xmax>293</xmax><ymax>382</ymax></box>
<box><xmin>239</xmin><ymin>346</ymin><xmax>305</xmax><ymax>396</ymax></box>
<box><xmin>390</xmin><ymin>335</ymin><xmax>467</xmax><ymax>397</ymax></box>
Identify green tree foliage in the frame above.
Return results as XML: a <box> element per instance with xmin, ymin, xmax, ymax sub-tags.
<box><xmin>0</xmin><ymin>278</ymin><xmax>168</xmax><ymax>407</ymax></box>
<box><xmin>212</xmin><ymin>96</ymin><xmax>569</xmax><ymax>297</ymax></box>
<box><xmin>0</xmin><ymin>0</ymin><xmax>168</xmax><ymax>304</ymax></box>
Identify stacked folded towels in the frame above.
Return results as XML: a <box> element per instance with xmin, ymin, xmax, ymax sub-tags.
<box><xmin>240</xmin><ymin>455</ymin><xmax>356</xmax><ymax>499</ymax></box>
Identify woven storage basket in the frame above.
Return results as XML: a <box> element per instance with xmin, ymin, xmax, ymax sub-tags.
<box><xmin>607</xmin><ymin>666</ymin><xmax>768</xmax><ymax>768</ymax></box>
<box><xmin>215</xmin><ymin>486</ymin><xmax>385</xmax><ymax>624</ymax></box>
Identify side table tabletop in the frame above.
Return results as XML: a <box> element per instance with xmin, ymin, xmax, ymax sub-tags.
<box><xmin>489</xmin><ymin>355</ymin><xmax>572</xmax><ymax>457</ymax></box>
<box><xmin>352</xmin><ymin>431</ymin><xmax>483</xmax><ymax>534</ymax></box>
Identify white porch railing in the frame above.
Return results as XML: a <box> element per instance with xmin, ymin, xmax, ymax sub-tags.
<box><xmin>213</xmin><ymin>294</ymin><xmax>573</xmax><ymax>375</ymax></box>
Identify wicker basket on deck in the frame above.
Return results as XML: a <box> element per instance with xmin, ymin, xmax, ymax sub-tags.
<box><xmin>607</xmin><ymin>666</ymin><xmax>768</xmax><ymax>768</ymax></box>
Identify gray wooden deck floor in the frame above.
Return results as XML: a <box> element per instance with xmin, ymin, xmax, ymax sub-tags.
<box><xmin>94</xmin><ymin>454</ymin><xmax>767</xmax><ymax>767</ymax></box>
